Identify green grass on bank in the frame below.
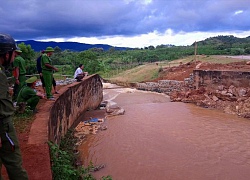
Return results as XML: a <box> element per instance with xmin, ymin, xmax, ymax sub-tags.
<box><xmin>49</xmin><ymin>130</ymin><xmax>112</xmax><ymax>180</ymax></box>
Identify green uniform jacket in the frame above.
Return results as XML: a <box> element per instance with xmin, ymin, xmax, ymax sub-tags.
<box><xmin>41</xmin><ymin>54</ymin><xmax>52</xmax><ymax>71</ymax></box>
<box><xmin>13</xmin><ymin>56</ymin><xmax>26</xmax><ymax>75</ymax></box>
<box><xmin>0</xmin><ymin>65</ymin><xmax>29</xmax><ymax>180</ymax></box>
<box><xmin>41</xmin><ymin>54</ymin><xmax>54</xmax><ymax>98</ymax></box>
<box><xmin>17</xmin><ymin>86</ymin><xmax>39</xmax><ymax>110</ymax></box>
<box><xmin>17</xmin><ymin>86</ymin><xmax>36</xmax><ymax>103</ymax></box>
<box><xmin>0</xmin><ymin>65</ymin><xmax>15</xmax><ymax>119</ymax></box>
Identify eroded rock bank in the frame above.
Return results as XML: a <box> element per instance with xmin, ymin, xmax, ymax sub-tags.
<box><xmin>170</xmin><ymin>84</ymin><xmax>250</xmax><ymax>118</ymax></box>
<box><xmin>106</xmin><ymin>61</ymin><xmax>250</xmax><ymax>119</ymax></box>
<box><xmin>170</xmin><ymin>67</ymin><xmax>250</xmax><ymax>118</ymax></box>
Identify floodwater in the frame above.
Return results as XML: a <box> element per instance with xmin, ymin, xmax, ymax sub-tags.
<box><xmin>78</xmin><ymin>84</ymin><xmax>250</xmax><ymax>180</ymax></box>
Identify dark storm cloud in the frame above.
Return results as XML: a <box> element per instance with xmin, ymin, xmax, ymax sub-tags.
<box><xmin>1</xmin><ymin>0</ymin><xmax>249</xmax><ymax>40</ymax></box>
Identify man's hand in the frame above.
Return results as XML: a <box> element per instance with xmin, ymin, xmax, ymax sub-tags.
<box><xmin>84</xmin><ymin>72</ymin><xmax>88</xmax><ymax>76</ymax></box>
<box><xmin>36</xmin><ymin>91</ymin><xmax>45</xmax><ymax>99</ymax></box>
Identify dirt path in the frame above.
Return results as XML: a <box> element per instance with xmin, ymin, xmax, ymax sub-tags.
<box><xmin>18</xmin><ymin>99</ymin><xmax>54</xmax><ymax>180</ymax></box>
<box><xmin>2</xmin><ymin>84</ymin><xmax>69</xmax><ymax>180</ymax></box>
<box><xmin>1</xmin><ymin>99</ymin><xmax>52</xmax><ymax>180</ymax></box>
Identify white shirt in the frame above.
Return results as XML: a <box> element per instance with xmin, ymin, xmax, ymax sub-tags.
<box><xmin>74</xmin><ymin>67</ymin><xmax>83</xmax><ymax>78</ymax></box>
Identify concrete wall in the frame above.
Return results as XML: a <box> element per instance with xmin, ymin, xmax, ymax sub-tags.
<box><xmin>193</xmin><ymin>70</ymin><xmax>250</xmax><ymax>89</ymax></box>
<box><xmin>133</xmin><ymin>70</ymin><xmax>250</xmax><ymax>95</ymax></box>
<box><xmin>48</xmin><ymin>74</ymin><xmax>103</xmax><ymax>144</ymax></box>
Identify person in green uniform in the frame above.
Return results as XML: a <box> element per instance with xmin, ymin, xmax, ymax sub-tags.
<box><xmin>17</xmin><ymin>76</ymin><xmax>45</xmax><ymax>113</ymax></box>
<box><xmin>13</xmin><ymin>48</ymin><xmax>27</xmax><ymax>101</ymax></box>
<box><xmin>41</xmin><ymin>47</ymin><xmax>58</xmax><ymax>100</ymax></box>
<box><xmin>0</xmin><ymin>33</ymin><xmax>28</xmax><ymax>179</ymax></box>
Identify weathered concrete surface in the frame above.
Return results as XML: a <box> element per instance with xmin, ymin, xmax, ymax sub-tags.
<box><xmin>28</xmin><ymin>74</ymin><xmax>103</xmax><ymax>145</ymax></box>
<box><xmin>48</xmin><ymin>74</ymin><xmax>103</xmax><ymax>144</ymax></box>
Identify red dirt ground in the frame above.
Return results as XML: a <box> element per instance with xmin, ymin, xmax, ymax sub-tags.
<box><xmin>155</xmin><ymin>61</ymin><xmax>250</xmax><ymax>81</ymax></box>
<box><xmin>2</xmin><ymin>85</ymin><xmax>66</xmax><ymax>180</ymax></box>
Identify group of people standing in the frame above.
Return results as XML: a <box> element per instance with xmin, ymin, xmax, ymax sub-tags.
<box><xmin>0</xmin><ymin>33</ymin><xmax>90</xmax><ymax>180</ymax></box>
<box><xmin>0</xmin><ymin>33</ymin><xmax>62</xmax><ymax>179</ymax></box>
<box><xmin>12</xmin><ymin>46</ymin><xmax>59</xmax><ymax>114</ymax></box>
<box><xmin>12</xmin><ymin>47</ymin><xmax>45</xmax><ymax>112</ymax></box>
<box><xmin>12</xmin><ymin>41</ymin><xmax>88</xmax><ymax>112</ymax></box>
<box><xmin>0</xmin><ymin>34</ymin><xmax>59</xmax><ymax>180</ymax></box>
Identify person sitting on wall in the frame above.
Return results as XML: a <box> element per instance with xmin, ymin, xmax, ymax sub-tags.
<box><xmin>74</xmin><ymin>64</ymin><xmax>88</xmax><ymax>82</ymax></box>
<box><xmin>17</xmin><ymin>76</ymin><xmax>45</xmax><ymax>113</ymax></box>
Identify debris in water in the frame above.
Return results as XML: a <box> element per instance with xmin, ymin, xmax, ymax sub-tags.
<box><xmin>89</xmin><ymin>164</ymin><xmax>106</xmax><ymax>172</ymax></box>
<box><xmin>101</xmin><ymin>126</ymin><xmax>108</xmax><ymax>131</ymax></box>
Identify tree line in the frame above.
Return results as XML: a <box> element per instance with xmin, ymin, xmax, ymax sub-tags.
<box><xmin>14</xmin><ymin>35</ymin><xmax>250</xmax><ymax>78</ymax></box>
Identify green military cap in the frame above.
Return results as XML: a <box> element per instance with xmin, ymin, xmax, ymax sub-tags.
<box><xmin>15</xmin><ymin>48</ymin><xmax>22</xmax><ymax>53</ymax></box>
<box><xmin>45</xmin><ymin>47</ymin><xmax>54</xmax><ymax>52</ymax></box>
<box><xmin>25</xmin><ymin>76</ymin><xmax>37</xmax><ymax>83</ymax></box>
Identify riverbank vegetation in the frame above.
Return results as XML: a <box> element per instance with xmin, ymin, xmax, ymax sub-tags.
<box><xmin>49</xmin><ymin>129</ymin><xmax>112</xmax><ymax>180</ymax></box>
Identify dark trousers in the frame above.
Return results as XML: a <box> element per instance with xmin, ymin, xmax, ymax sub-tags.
<box><xmin>40</xmin><ymin>75</ymin><xmax>56</xmax><ymax>87</ymax></box>
<box><xmin>75</xmin><ymin>75</ymin><xmax>84</xmax><ymax>81</ymax></box>
<box><xmin>43</xmin><ymin>71</ymin><xmax>53</xmax><ymax>98</ymax></box>
<box><xmin>13</xmin><ymin>74</ymin><xmax>26</xmax><ymax>101</ymax></box>
<box><xmin>26</xmin><ymin>96</ymin><xmax>40</xmax><ymax>110</ymax></box>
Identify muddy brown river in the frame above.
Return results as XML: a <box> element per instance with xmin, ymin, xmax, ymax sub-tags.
<box><xmin>78</xmin><ymin>84</ymin><xmax>250</xmax><ymax>180</ymax></box>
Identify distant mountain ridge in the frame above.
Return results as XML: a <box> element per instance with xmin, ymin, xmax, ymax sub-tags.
<box><xmin>17</xmin><ymin>35</ymin><xmax>250</xmax><ymax>52</ymax></box>
<box><xmin>194</xmin><ymin>35</ymin><xmax>250</xmax><ymax>46</ymax></box>
<box><xmin>16</xmin><ymin>40</ymin><xmax>131</xmax><ymax>52</ymax></box>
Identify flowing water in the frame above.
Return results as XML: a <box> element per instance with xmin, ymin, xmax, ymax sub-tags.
<box><xmin>78</xmin><ymin>84</ymin><xmax>250</xmax><ymax>180</ymax></box>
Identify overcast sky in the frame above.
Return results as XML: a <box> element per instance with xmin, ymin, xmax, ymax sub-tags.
<box><xmin>1</xmin><ymin>0</ymin><xmax>250</xmax><ymax>48</ymax></box>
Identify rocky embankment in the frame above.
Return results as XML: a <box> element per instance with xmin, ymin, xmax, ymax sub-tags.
<box><xmin>169</xmin><ymin>61</ymin><xmax>250</xmax><ymax>119</ymax></box>
<box><xmin>170</xmin><ymin>85</ymin><xmax>250</xmax><ymax>118</ymax></box>
<box><xmin>108</xmin><ymin>60</ymin><xmax>250</xmax><ymax>119</ymax></box>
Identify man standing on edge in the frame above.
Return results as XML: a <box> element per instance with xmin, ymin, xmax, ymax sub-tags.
<box><xmin>0</xmin><ymin>33</ymin><xmax>28</xmax><ymax>179</ymax></box>
<box><xmin>41</xmin><ymin>47</ymin><xmax>58</xmax><ymax>100</ymax></box>
<box><xmin>36</xmin><ymin>50</ymin><xmax>45</xmax><ymax>92</ymax></box>
<box><xmin>12</xmin><ymin>48</ymin><xmax>27</xmax><ymax>101</ymax></box>
<box><xmin>36</xmin><ymin>50</ymin><xmax>59</xmax><ymax>94</ymax></box>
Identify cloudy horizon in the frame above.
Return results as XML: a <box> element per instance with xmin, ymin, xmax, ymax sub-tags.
<box><xmin>1</xmin><ymin>0</ymin><xmax>250</xmax><ymax>48</ymax></box>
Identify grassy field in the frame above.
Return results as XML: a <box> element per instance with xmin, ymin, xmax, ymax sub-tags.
<box><xmin>107</xmin><ymin>55</ymin><xmax>248</xmax><ymax>83</ymax></box>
